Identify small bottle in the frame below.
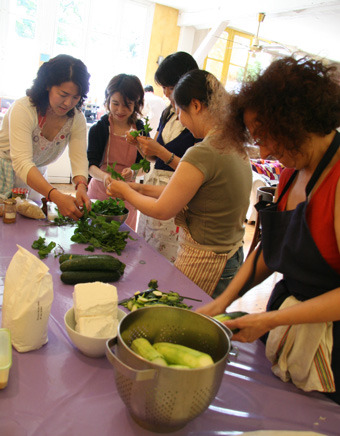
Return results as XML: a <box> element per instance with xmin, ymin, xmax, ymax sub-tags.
<box><xmin>3</xmin><ymin>199</ymin><xmax>17</xmax><ymax>223</ymax></box>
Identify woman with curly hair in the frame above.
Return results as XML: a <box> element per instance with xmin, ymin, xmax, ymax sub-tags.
<box><xmin>0</xmin><ymin>54</ymin><xmax>91</xmax><ymax>219</ymax></box>
<box><xmin>107</xmin><ymin>69</ymin><xmax>252</xmax><ymax>296</ymax></box>
<box><xmin>197</xmin><ymin>57</ymin><xmax>340</xmax><ymax>404</ymax></box>
<box><xmin>87</xmin><ymin>74</ymin><xmax>146</xmax><ymax>230</ymax></box>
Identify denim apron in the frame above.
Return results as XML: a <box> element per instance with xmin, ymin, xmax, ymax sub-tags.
<box><xmin>259</xmin><ymin>131</ymin><xmax>340</xmax><ymax>402</ymax></box>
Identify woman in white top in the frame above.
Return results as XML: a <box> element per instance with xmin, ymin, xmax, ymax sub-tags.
<box><xmin>0</xmin><ymin>54</ymin><xmax>91</xmax><ymax>220</ymax></box>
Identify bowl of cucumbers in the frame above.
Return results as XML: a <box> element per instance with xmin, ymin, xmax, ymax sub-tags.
<box><xmin>106</xmin><ymin>306</ymin><xmax>233</xmax><ymax>432</ymax></box>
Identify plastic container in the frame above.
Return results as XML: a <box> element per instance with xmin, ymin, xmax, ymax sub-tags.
<box><xmin>0</xmin><ymin>328</ymin><xmax>12</xmax><ymax>389</ymax></box>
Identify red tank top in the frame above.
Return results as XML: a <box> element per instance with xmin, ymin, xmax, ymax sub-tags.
<box><xmin>277</xmin><ymin>161</ymin><xmax>340</xmax><ymax>274</ymax></box>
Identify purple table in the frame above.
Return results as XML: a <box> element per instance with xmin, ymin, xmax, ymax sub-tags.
<box><xmin>0</xmin><ymin>216</ymin><xmax>339</xmax><ymax>436</ymax></box>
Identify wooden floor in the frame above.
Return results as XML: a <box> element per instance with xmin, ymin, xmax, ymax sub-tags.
<box><xmin>53</xmin><ymin>183</ymin><xmax>273</xmax><ymax>313</ymax></box>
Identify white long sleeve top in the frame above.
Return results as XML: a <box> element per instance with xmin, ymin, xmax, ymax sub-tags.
<box><xmin>0</xmin><ymin>96</ymin><xmax>88</xmax><ymax>183</ymax></box>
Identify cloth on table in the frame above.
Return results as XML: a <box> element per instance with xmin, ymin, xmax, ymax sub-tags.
<box><xmin>266</xmin><ymin>295</ymin><xmax>335</xmax><ymax>393</ymax></box>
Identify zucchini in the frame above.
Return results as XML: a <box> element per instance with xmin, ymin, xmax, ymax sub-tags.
<box><xmin>131</xmin><ymin>338</ymin><xmax>168</xmax><ymax>366</ymax></box>
<box><xmin>153</xmin><ymin>342</ymin><xmax>214</xmax><ymax>368</ymax></box>
<box><xmin>213</xmin><ymin>311</ymin><xmax>248</xmax><ymax>334</ymax></box>
<box><xmin>60</xmin><ymin>270</ymin><xmax>121</xmax><ymax>285</ymax></box>
<box><xmin>59</xmin><ymin>253</ymin><xmax>114</xmax><ymax>264</ymax></box>
<box><xmin>213</xmin><ymin>311</ymin><xmax>248</xmax><ymax>322</ymax></box>
<box><xmin>60</xmin><ymin>256</ymin><xmax>125</xmax><ymax>274</ymax></box>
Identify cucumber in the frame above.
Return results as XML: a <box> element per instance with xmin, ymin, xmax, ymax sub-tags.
<box><xmin>60</xmin><ymin>270</ymin><xmax>121</xmax><ymax>285</ymax></box>
<box><xmin>59</xmin><ymin>253</ymin><xmax>114</xmax><ymax>264</ymax></box>
<box><xmin>153</xmin><ymin>342</ymin><xmax>214</xmax><ymax>368</ymax></box>
<box><xmin>60</xmin><ymin>256</ymin><xmax>125</xmax><ymax>274</ymax></box>
<box><xmin>131</xmin><ymin>338</ymin><xmax>168</xmax><ymax>366</ymax></box>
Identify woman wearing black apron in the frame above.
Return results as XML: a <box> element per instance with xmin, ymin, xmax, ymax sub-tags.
<box><xmin>197</xmin><ymin>57</ymin><xmax>340</xmax><ymax>403</ymax></box>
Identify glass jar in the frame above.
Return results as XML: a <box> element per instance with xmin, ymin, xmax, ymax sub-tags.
<box><xmin>3</xmin><ymin>199</ymin><xmax>17</xmax><ymax>224</ymax></box>
<box><xmin>0</xmin><ymin>199</ymin><xmax>4</xmax><ymax>217</ymax></box>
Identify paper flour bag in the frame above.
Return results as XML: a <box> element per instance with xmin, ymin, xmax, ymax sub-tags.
<box><xmin>1</xmin><ymin>245</ymin><xmax>54</xmax><ymax>352</ymax></box>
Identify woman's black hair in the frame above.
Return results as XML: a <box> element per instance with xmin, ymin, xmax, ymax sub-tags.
<box><xmin>173</xmin><ymin>69</ymin><xmax>211</xmax><ymax>109</ymax></box>
<box><xmin>104</xmin><ymin>74</ymin><xmax>144</xmax><ymax>125</ymax></box>
<box><xmin>155</xmin><ymin>51</ymin><xmax>198</xmax><ymax>123</ymax></box>
<box><xmin>26</xmin><ymin>54</ymin><xmax>90</xmax><ymax>117</ymax></box>
<box><xmin>155</xmin><ymin>51</ymin><xmax>198</xmax><ymax>88</ymax></box>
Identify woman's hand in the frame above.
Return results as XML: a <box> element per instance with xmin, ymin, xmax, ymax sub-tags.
<box><xmin>75</xmin><ymin>188</ymin><xmax>91</xmax><ymax>212</ymax></box>
<box><xmin>222</xmin><ymin>311</ymin><xmax>276</xmax><ymax>343</ymax></box>
<box><xmin>103</xmin><ymin>173</ymin><xmax>114</xmax><ymax>189</ymax></box>
<box><xmin>106</xmin><ymin>179</ymin><xmax>128</xmax><ymax>200</ymax></box>
<box><xmin>137</xmin><ymin>136</ymin><xmax>162</xmax><ymax>157</ymax></box>
<box><xmin>121</xmin><ymin>167</ymin><xmax>134</xmax><ymax>182</ymax></box>
<box><xmin>51</xmin><ymin>190</ymin><xmax>86</xmax><ymax>221</ymax></box>
<box><xmin>196</xmin><ymin>298</ymin><xmax>228</xmax><ymax>317</ymax></box>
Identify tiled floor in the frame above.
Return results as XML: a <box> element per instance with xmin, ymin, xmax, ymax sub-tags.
<box><xmin>52</xmin><ymin>183</ymin><xmax>273</xmax><ymax>313</ymax></box>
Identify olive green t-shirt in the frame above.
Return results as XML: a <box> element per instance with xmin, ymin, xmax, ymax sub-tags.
<box><xmin>180</xmin><ymin>135</ymin><xmax>252</xmax><ymax>253</ymax></box>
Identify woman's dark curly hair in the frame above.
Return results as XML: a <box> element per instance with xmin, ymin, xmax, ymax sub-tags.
<box><xmin>104</xmin><ymin>74</ymin><xmax>144</xmax><ymax>125</ymax></box>
<box><xmin>229</xmin><ymin>56</ymin><xmax>340</xmax><ymax>152</ymax></box>
<box><xmin>26</xmin><ymin>54</ymin><xmax>90</xmax><ymax>117</ymax></box>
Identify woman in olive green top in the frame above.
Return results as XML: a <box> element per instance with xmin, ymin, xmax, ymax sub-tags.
<box><xmin>107</xmin><ymin>70</ymin><xmax>252</xmax><ymax>297</ymax></box>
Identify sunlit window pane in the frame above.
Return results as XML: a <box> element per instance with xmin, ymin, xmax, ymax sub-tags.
<box><xmin>225</xmin><ymin>64</ymin><xmax>245</xmax><ymax>92</ymax></box>
<box><xmin>209</xmin><ymin>31</ymin><xmax>228</xmax><ymax>60</ymax></box>
<box><xmin>205</xmin><ymin>59</ymin><xmax>223</xmax><ymax>81</ymax></box>
<box><xmin>230</xmin><ymin>35</ymin><xmax>251</xmax><ymax>65</ymax></box>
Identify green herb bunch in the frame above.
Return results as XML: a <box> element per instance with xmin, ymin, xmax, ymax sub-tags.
<box><xmin>91</xmin><ymin>197</ymin><xmax>126</xmax><ymax>216</ymax></box>
<box><xmin>71</xmin><ymin>210</ymin><xmax>132</xmax><ymax>254</ymax></box>
<box><xmin>106</xmin><ymin>162</ymin><xmax>124</xmax><ymax>181</ymax></box>
<box><xmin>32</xmin><ymin>236</ymin><xmax>56</xmax><ymax>259</ymax></box>
<box><xmin>129</xmin><ymin>117</ymin><xmax>152</xmax><ymax>173</ymax></box>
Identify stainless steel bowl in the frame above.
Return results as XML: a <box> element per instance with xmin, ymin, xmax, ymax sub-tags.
<box><xmin>95</xmin><ymin>208</ymin><xmax>129</xmax><ymax>225</ymax></box>
<box><xmin>106</xmin><ymin>306</ymin><xmax>233</xmax><ymax>433</ymax></box>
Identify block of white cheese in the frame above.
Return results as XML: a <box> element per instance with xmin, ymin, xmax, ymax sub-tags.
<box><xmin>73</xmin><ymin>282</ymin><xmax>118</xmax><ymax>323</ymax></box>
<box><xmin>75</xmin><ymin>315</ymin><xmax>119</xmax><ymax>338</ymax></box>
<box><xmin>73</xmin><ymin>282</ymin><xmax>118</xmax><ymax>338</ymax></box>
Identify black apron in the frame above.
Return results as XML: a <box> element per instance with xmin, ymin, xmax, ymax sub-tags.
<box><xmin>259</xmin><ymin>131</ymin><xmax>340</xmax><ymax>402</ymax></box>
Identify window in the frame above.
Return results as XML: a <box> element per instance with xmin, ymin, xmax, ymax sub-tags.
<box><xmin>0</xmin><ymin>0</ymin><xmax>153</xmax><ymax>104</ymax></box>
<box><xmin>204</xmin><ymin>28</ymin><xmax>275</xmax><ymax>91</ymax></box>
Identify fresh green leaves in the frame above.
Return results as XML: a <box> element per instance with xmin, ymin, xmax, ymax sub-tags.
<box><xmin>106</xmin><ymin>162</ymin><xmax>124</xmax><ymax>181</ymax></box>
<box><xmin>129</xmin><ymin>117</ymin><xmax>152</xmax><ymax>174</ymax></box>
<box><xmin>32</xmin><ymin>236</ymin><xmax>57</xmax><ymax>259</ymax></box>
<box><xmin>70</xmin><ymin>214</ymin><xmax>132</xmax><ymax>255</ymax></box>
<box><xmin>129</xmin><ymin>116</ymin><xmax>152</xmax><ymax>138</ymax></box>
<box><xmin>131</xmin><ymin>158</ymin><xmax>150</xmax><ymax>173</ymax></box>
<box><xmin>91</xmin><ymin>197</ymin><xmax>126</xmax><ymax>216</ymax></box>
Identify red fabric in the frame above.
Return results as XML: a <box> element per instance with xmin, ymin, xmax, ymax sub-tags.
<box><xmin>277</xmin><ymin>162</ymin><xmax>340</xmax><ymax>274</ymax></box>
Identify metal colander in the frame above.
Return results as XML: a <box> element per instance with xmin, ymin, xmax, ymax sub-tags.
<box><xmin>106</xmin><ymin>306</ymin><xmax>232</xmax><ymax>433</ymax></box>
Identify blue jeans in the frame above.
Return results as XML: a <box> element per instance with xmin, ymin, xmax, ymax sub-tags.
<box><xmin>211</xmin><ymin>246</ymin><xmax>244</xmax><ymax>299</ymax></box>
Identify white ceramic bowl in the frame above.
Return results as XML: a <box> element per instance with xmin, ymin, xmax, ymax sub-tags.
<box><xmin>64</xmin><ymin>307</ymin><xmax>126</xmax><ymax>358</ymax></box>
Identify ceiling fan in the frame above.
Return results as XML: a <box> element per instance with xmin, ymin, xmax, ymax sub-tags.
<box><xmin>248</xmin><ymin>12</ymin><xmax>291</xmax><ymax>57</ymax></box>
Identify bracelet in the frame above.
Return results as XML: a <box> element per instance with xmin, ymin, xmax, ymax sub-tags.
<box><xmin>165</xmin><ymin>152</ymin><xmax>175</xmax><ymax>165</ymax></box>
<box><xmin>47</xmin><ymin>187</ymin><xmax>57</xmax><ymax>202</ymax></box>
<box><xmin>75</xmin><ymin>180</ymin><xmax>88</xmax><ymax>191</ymax></box>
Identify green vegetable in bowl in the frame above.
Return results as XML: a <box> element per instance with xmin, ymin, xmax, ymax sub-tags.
<box><xmin>91</xmin><ymin>198</ymin><xmax>126</xmax><ymax>216</ymax></box>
